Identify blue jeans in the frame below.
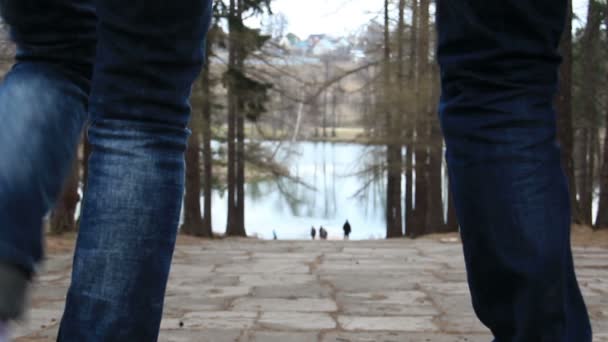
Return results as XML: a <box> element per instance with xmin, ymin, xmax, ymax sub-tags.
<box><xmin>437</xmin><ymin>0</ymin><xmax>592</xmax><ymax>341</ymax></box>
<box><xmin>0</xmin><ymin>0</ymin><xmax>211</xmax><ymax>340</ymax></box>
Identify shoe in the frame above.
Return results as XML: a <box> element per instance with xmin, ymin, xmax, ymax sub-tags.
<box><xmin>0</xmin><ymin>320</ymin><xmax>9</xmax><ymax>342</ymax></box>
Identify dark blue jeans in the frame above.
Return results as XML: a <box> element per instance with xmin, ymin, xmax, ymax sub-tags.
<box><xmin>437</xmin><ymin>1</ymin><xmax>592</xmax><ymax>341</ymax></box>
<box><xmin>0</xmin><ymin>0</ymin><xmax>211</xmax><ymax>340</ymax></box>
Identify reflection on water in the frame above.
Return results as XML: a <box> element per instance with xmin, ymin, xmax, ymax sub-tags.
<box><xmin>210</xmin><ymin>142</ymin><xmax>387</xmax><ymax>240</ymax></box>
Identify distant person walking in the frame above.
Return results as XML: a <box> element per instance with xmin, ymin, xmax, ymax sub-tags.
<box><xmin>319</xmin><ymin>227</ymin><xmax>328</xmax><ymax>240</ymax></box>
<box><xmin>310</xmin><ymin>226</ymin><xmax>316</xmax><ymax>240</ymax></box>
<box><xmin>272</xmin><ymin>230</ymin><xmax>278</xmax><ymax>240</ymax></box>
<box><xmin>343</xmin><ymin>220</ymin><xmax>351</xmax><ymax>240</ymax></box>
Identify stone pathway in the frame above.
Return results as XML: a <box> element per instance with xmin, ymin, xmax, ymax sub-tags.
<box><xmin>10</xmin><ymin>239</ymin><xmax>608</xmax><ymax>341</ymax></box>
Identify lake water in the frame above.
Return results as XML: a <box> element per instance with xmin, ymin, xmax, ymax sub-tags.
<box><xmin>209</xmin><ymin>142</ymin><xmax>389</xmax><ymax>240</ymax></box>
<box><xmin>207</xmin><ymin>140</ymin><xmax>602</xmax><ymax>240</ymax></box>
<box><xmin>75</xmin><ymin>140</ymin><xmax>600</xmax><ymax>240</ymax></box>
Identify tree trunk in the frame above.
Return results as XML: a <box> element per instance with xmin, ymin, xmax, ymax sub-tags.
<box><xmin>408</xmin><ymin>0</ymin><xmax>430</xmax><ymax>238</ymax></box>
<box><xmin>225</xmin><ymin>0</ymin><xmax>238</xmax><ymax>236</ymax></box>
<box><xmin>578</xmin><ymin>0</ymin><xmax>602</xmax><ymax>226</ymax></box>
<box><xmin>385</xmin><ymin>0</ymin><xmax>403</xmax><ymax>238</ymax></box>
<box><xmin>427</xmin><ymin>63</ymin><xmax>444</xmax><ymax>232</ymax></box>
<box><xmin>201</xmin><ymin>38</ymin><xmax>213</xmax><ymax>237</ymax></box>
<box><xmin>331</xmin><ymin>90</ymin><xmax>338</xmax><ymax>138</ymax></box>
<box><xmin>181</xmin><ymin>127</ymin><xmax>205</xmax><ymax>236</ymax></box>
<box><xmin>49</xmin><ymin>158</ymin><xmax>80</xmax><ymax>235</ymax></box>
<box><xmin>557</xmin><ymin>0</ymin><xmax>579</xmax><ymax>223</ymax></box>
<box><xmin>596</xmin><ymin>123</ymin><xmax>608</xmax><ymax>229</ymax></box>
<box><xmin>577</xmin><ymin>129</ymin><xmax>592</xmax><ymax>225</ymax></box>
<box><xmin>595</xmin><ymin>7</ymin><xmax>608</xmax><ymax>229</ymax></box>
<box><xmin>580</xmin><ymin>129</ymin><xmax>597</xmax><ymax>225</ymax></box>
<box><xmin>235</xmin><ymin>87</ymin><xmax>247</xmax><ymax>236</ymax></box>
<box><xmin>405</xmin><ymin>0</ymin><xmax>418</xmax><ymax>236</ymax></box>
<box><xmin>227</xmin><ymin>0</ymin><xmax>247</xmax><ymax>237</ymax></box>
<box><xmin>405</xmin><ymin>141</ymin><xmax>414</xmax><ymax>234</ymax></box>
<box><xmin>323</xmin><ymin>59</ymin><xmax>329</xmax><ymax>138</ymax></box>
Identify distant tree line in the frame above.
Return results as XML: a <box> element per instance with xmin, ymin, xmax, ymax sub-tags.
<box><xmin>360</xmin><ymin>0</ymin><xmax>607</xmax><ymax>238</ymax></box>
<box><xmin>45</xmin><ymin>0</ymin><xmax>608</xmax><ymax>238</ymax></box>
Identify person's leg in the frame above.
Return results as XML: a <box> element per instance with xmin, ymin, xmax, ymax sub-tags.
<box><xmin>436</xmin><ymin>1</ymin><xmax>592</xmax><ymax>341</ymax></box>
<box><xmin>57</xmin><ymin>0</ymin><xmax>212</xmax><ymax>340</ymax></box>
<box><xmin>0</xmin><ymin>0</ymin><xmax>96</xmax><ymax>320</ymax></box>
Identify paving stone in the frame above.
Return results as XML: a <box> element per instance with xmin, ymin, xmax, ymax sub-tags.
<box><xmin>438</xmin><ymin>315</ymin><xmax>489</xmax><ymax>334</ymax></box>
<box><xmin>321</xmin><ymin>274</ymin><xmax>435</xmax><ymax>292</ymax></box>
<box><xmin>166</xmin><ymin>285</ymin><xmax>251</xmax><ymax>299</ymax></box>
<box><xmin>165</xmin><ymin>311</ymin><xmax>257</xmax><ymax>330</ymax></box>
<box><xmin>232</xmin><ymin>298</ymin><xmax>337</xmax><ymax>312</ymax></box>
<box><xmin>433</xmin><ymin>296</ymin><xmax>475</xmax><ymax>316</ymax></box>
<box><xmin>12</xmin><ymin>325</ymin><xmax>59</xmax><ymax>341</ymax></box>
<box><xmin>587</xmin><ymin>280</ymin><xmax>608</xmax><ymax>294</ymax></box>
<box><xmin>175</xmin><ymin>275</ymin><xmax>241</xmax><ymax>287</ymax></box>
<box><xmin>15</xmin><ymin>239</ymin><xmax>608</xmax><ymax>341</ymax></box>
<box><xmin>239</xmin><ymin>274</ymin><xmax>316</xmax><ymax>287</ymax></box>
<box><xmin>245</xmin><ymin>331</ymin><xmax>319</xmax><ymax>342</ymax></box>
<box><xmin>39</xmin><ymin>255</ymin><xmax>72</xmax><ymax>274</ymax></box>
<box><xmin>252</xmin><ymin>252</ymin><xmax>320</xmax><ymax>261</ymax></box>
<box><xmin>162</xmin><ymin>296</ymin><xmax>227</xmax><ymax>314</ymax></box>
<box><xmin>338</xmin><ymin>316</ymin><xmax>438</xmax><ymax>332</ymax></box>
<box><xmin>168</xmin><ymin>264</ymin><xmax>215</xmax><ymax>277</ymax></box>
<box><xmin>252</xmin><ymin>283</ymin><xmax>332</xmax><ymax>298</ymax></box>
<box><xmin>11</xmin><ymin>309</ymin><xmax>62</xmax><ymax>338</ymax></box>
<box><xmin>318</xmin><ymin>262</ymin><xmax>441</xmax><ymax>274</ymax></box>
<box><xmin>158</xmin><ymin>329</ymin><xmax>243</xmax><ymax>342</ymax></box>
<box><xmin>419</xmin><ymin>282</ymin><xmax>471</xmax><ymax>295</ymax></box>
<box><xmin>258</xmin><ymin>312</ymin><xmax>336</xmax><ymax>330</ymax></box>
<box><xmin>434</xmin><ymin>269</ymin><xmax>468</xmax><ymax>282</ymax></box>
<box><xmin>216</xmin><ymin>261</ymin><xmax>309</xmax><ymax>274</ymax></box>
<box><xmin>595</xmin><ymin>334</ymin><xmax>608</xmax><ymax>342</ymax></box>
<box><xmin>337</xmin><ymin>291</ymin><xmax>439</xmax><ymax>316</ymax></box>
<box><xmin>322</xmin><ymin>332</ymin><xmax>491</xmax><ymax>342</ymax></box>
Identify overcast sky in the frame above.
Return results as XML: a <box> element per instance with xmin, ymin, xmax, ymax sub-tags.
<box><xmin>250</xmin><ymin>0</ymin><xmax>590</xmax><ymax>38</ymax></box>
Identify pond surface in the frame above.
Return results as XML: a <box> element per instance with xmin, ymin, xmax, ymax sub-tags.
<box><xmin>210</xmin><ymin>141</ymin><xmax>389</xmax><ymax>240</ymax></box>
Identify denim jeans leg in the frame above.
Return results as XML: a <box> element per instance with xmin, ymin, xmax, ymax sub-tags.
<box><xmin>0</xmin><ymin>0</ymin><xmax>95</xmax><ymax>275</ymax></box>
<box><xmin>57</xmin><ymin>1</ymin><xmax>212</xmax><ymax>340</ymax></box>
<box><xmin>436</xmin><ymin>0</ymin><xmax>592</xmax><ymax>341</ymax></box>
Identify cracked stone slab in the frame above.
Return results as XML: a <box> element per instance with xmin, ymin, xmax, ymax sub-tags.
<box><xmin>232</xmin><ymin>298</ymin><xmax>337</xmax><ymax>312</ymax></box>
<box><xmin>438</xmin><ymin>314</ymin><xmax>490</xmax><ymax>334</ymax></box>
<box><xmin>11</xmin><ymin>309</ymin><xmax>63</xmax><ymax>338</ymax></box>
<box><xmin>166</xmin><ymin>285</ymin><xmax>251</xmax><ymax>299</ymax></box>
<box><xmin>163</xmin><ymin>311</ymin><xmax>257</xmax><ymax>330</ymax></box>
<box><xmin>337</xmin><ymin>291</ymin><xmax>439</xmax><ymax>316</ymax></box>
<box><xmin>338</xmin><ymin>316</ymin><xmax>438</xmax><ymax>332</ymax></box>
<box><xmin>216</xmin><ymin>261</ymin><xmax>309</xmax><ymax>274</ymax></box>
<box><xmin>252</xmin><ymin>283</ymin><xmax>332</xmax><ymax>298</ymax></box>
<box><xmin>321</xmin><ymin>274</ymin><xmax>437</xmax><ymax>292</ymax></box>
<box><xmin>239</xmin><ymin>274</ymin><xmax>317</xmax><ymax>287</ymax></box>
<box><xmin>258</xmin><ymin>312</ymin><xmax>336</xmax><ymax>330</ymax></box>
<box><xmin>245</xmin><ymin>331</ymin><xmax>319</xmax><ymax>342</ymax></box>
<box><xmin>13</xmin><ymin>239</ymin><xmax>608</xmax><ymax>341</ymax></box>
<box><xmin>322</xmin><ymin>332</ymin><xmax>492</xmax><ymax>342</ymax></box>
<box><xmin>158</xmin><ymin>329</ymin><xmax>242</xmax><ymax>342</ymax></box>
<box><xmin>419</xmin><ymin>282</ymin><xmax>471</xmax><ymax>295</ymax></box>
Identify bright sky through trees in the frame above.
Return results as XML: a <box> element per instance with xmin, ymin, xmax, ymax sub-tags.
<box><xmin>249</xmin><ymin>0</ymin><xmax>590</xmax><ymax>38</ymax></box>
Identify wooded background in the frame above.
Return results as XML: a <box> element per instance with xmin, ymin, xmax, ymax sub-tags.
<box><xmin>1</xmin><ymin>0</ymin><xmax>603</xmax><ymax>239</ymax></box>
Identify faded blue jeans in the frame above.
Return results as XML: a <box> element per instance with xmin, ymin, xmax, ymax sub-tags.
<box><xmin>0</xmin><ymin>0</ymin><xmax>211</xmax><ymax>340</ymax></box>
<box><xmin>437</xmin><ymin>0</ymin><xmax>592</xmax><ymax>341</ymax></box>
